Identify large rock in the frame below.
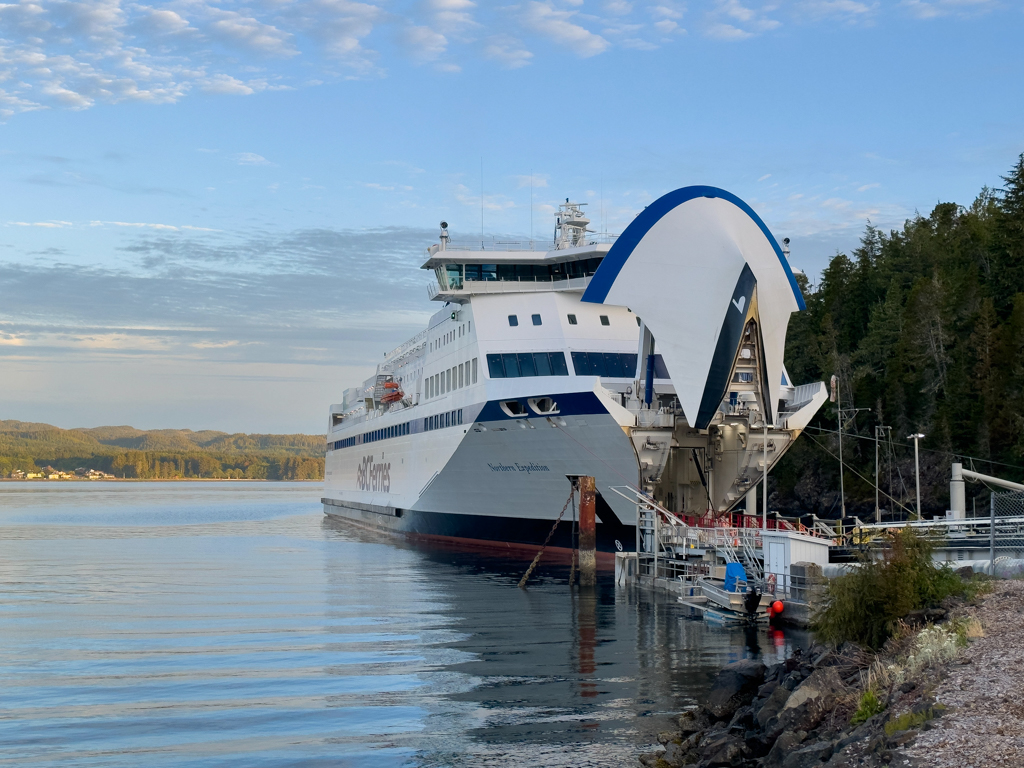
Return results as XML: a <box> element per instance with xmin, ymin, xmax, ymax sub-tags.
<box><xmin>698</xmin><ymin>733</ymin><xmax>746</xmax><ymax>766</ymax></box>
<box><xmin>782</xmin><ymin>740</ymin><xmax>836</xmax><ymax>768</ymax></box>
<box><xmin>764</xmin><ymin>730</ymin><xmax>807</xmax><ymax>766</ymax></box>
<box><xmin>756</xmin><ymin>684</ymin><xmax>793</xmax><ymax>728</ymax></box>
<box><xmin>704</xmin><ymin>659</ymin><xmax>766</xmax><ymax>720</ymax></box>
<box><xmin>767</xmin><ymin>668</ymin><xmax>844</xmax><ymax>738</ymax></box>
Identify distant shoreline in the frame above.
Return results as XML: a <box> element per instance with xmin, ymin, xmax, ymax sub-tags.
<box><xmin>0</xmin><ymin>478</ymin><xmax>323</xmax><ymax>482</ymax></box>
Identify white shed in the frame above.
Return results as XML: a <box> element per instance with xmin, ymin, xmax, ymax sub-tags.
<box><xmin>762</xmin><ymin>530</ymin><xmax>832</xmax><ymax>592</ymax></box>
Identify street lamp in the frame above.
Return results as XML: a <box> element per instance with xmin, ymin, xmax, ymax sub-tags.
<box><xmin>909</xmin><ymin>433</ymin><xmax>925</xmax><ymax>519</ymax></box>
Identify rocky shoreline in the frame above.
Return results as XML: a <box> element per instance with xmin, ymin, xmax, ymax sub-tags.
<box><xmin>640</xmin><ymin>579</ymin><xmax>1021</xmax><ymax>768</ymax></box>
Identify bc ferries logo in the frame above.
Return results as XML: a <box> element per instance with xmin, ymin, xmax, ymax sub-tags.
<box><xmin>356</xmin><ymin>455</ymin><xmax>390</xmax><ymax>492</ymax></box>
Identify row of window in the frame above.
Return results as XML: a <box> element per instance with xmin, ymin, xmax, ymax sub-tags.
<box><xmin>487</xmin><ymin>352</ymin><xmax>570</xmax><ymax>379</ymax></box>
<box><xmin>425</xmin><ymin>409</ymin><xmax>463</xmax><ymax>431</ymax></box>
<box><xmin>507</xmin><ymin>313</ymin><xmax>611</xmax><ymax>327</ymax></box>
<box><xmin>431</xmin><ymin>322</ymin><xmax>471</xmax><ymax>352</ymax></box>
<box><xmin>445</xmin><ymin>258</ymin><xmax>604</xmax><ymax>286</ymax></box>
<box><xmin>329</xmin><ymin>421</ymin><xmax>411</xmax><ymax>451</ymax></box>
<box><xmin>485</xmin><ymin>351</ymin><xmax>670</xmax><ymax>380</ymax></box>
<box><xmin>426</xmin><ymin>358</ymin><xmax>478</xmax><ymax>399</ymax></box>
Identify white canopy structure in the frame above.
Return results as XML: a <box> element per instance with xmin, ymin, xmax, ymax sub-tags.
<box><xmin>582</xmin><ymin>186</ymin><xmax>805</xmax><ymax>429</ymax></box>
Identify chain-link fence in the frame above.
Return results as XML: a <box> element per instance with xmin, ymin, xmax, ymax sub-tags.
<box><xmin>989</xmin><ymin>489</ymin><xmax>1024</xmax><ymax>576</ymax></box>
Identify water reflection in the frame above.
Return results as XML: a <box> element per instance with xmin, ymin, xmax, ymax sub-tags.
<box><xmin>0</xmin><ymin>484</ymin><xmax>807</xmax><ymax>768</ymax></box>
<box><xmin>320</xmin><ymin>517</ymin><xmax>809</xmax><ymax>767</ymax></box>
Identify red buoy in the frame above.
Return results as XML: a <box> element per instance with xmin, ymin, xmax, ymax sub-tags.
<box><xmin>772</xmin><ymin>600</ymin><xmax>785</xmax><ymax>614</ymax></box>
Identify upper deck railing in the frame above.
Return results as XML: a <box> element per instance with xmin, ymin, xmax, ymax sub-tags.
<box><xmin>429</xmin><ymin>234</ymin><xmax>618</xmax><ymax>255</ymax></box>
<box><xmin>428</xmin><ymin>274</ymin><xmax>595</xmax><ymax>300</ymax></box>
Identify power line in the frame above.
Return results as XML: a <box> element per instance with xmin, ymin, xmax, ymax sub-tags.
<box><xmin>803</xmin><ymin>432</ymin><xmax>916</xmax><ymax>516</ymax></box>
<box><xmin>804</xmin><ymin>425</ymin><xmax>1024</xmax><ymax>473</ymax></box>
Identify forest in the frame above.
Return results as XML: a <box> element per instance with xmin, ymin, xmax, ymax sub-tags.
<box><xmin>0</xmin><ymin>422</ymin><xmax>325</xmax><ymax>480</ymax></box>
<box><xmin>773</xmin><ymin>154</ymin><xmax>1024</xmax><ymax>520</ymax></box>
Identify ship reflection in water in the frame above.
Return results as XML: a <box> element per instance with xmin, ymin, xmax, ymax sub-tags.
<box><xmin>321</xmin><ymin>517</ymin><xmax>808</xmax><ymax>767</ymax></box>
<box><xmin>0</xmin><ymin>483</ymin><xmax>807</xmax><ymax>768</ymax></box>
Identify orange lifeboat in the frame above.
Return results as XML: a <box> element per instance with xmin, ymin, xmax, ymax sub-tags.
<box><xmin>381</xmin><ymin>381</ymin><xmax>403</xmax><ymax>403</ymax></box>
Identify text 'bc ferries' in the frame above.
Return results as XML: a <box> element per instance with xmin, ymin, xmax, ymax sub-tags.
<box><xmin>323</xmin><ymin>187</ymin><xmax>827</xmax><ymax>562</ymax></box>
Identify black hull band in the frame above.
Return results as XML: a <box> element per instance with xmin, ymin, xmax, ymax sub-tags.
<box><xmin>323</xmin><ymin>498</ymin><xmax>635</xmax><ymax>555</ymax></box>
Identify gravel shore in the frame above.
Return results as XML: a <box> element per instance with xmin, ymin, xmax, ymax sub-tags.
<box><xmin>904</xmin><ymin>579</ymin><xmax>1024</xmax><ymax>767</ymax></box>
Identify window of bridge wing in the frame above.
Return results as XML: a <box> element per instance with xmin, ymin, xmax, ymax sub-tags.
<box><xmin>445</xmin><ymin>264</ymin><xmax>462</xmax><ymax>289</ymax></box>
<box><xmin>515</xmin><ymin>264</ymin><xmax>535</xmax><ymax>282</ymax></box>
<box><xmin>464</xmin><ymin>264</ymin><xmax>482</xmax><ymax>282</ymax></box>
<box><xmin>497</xmin><ymin>263</ymin><xmax>516</xmax><ymax>281</ymax></box>
<box><xmin>481</xmin><ymin>264</ymin><xmax>497</xmax><ymax>281</ymax></box>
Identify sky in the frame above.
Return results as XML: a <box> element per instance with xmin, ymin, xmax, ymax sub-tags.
<box><xmin>1</xmin><ymin>0</ymin><xmax>1022</xmax><ymax>434</ymax></box>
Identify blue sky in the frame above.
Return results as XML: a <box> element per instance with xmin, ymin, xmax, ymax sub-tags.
<box><xmin>1</xmin><ymin>0</ymin><xmax>1021</xmax><ymax>433</ymax></box>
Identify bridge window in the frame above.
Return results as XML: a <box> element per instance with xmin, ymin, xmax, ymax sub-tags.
<box><xmin>486</xmin><ymin>352</ymin><xmax>569</xmax><ymax>378</ymax></box>
<box><xmin>570</xmin><ymin>352</ymin><xmax>644</xmax><ymax>378</ymax></box>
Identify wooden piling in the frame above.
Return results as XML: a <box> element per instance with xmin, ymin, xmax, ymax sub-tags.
<box><xmin>578</xmin><ymin>475</ymin><xmax>596</xmax><ymax>586</ymax></box>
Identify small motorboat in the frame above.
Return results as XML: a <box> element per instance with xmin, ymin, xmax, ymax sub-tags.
<box><xmin>697</xmin><ymin>563</ymin><xmax>771</xmax><ymax>621</ymax></box>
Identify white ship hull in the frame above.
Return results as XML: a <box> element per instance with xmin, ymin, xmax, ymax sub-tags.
<box><xmin>324</xmin><ymin>383</ymin><xmax>640</xmax><ymax>557</ymax></box>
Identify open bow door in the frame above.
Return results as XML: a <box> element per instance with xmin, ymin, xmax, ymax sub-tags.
<box><xmin>582</xmin><ymin>186</ymin><xmax>805</xmax><ymax>429</ymax></box>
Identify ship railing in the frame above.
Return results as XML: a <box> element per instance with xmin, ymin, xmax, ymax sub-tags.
<box><xmin>439</xmin><ymin>235</ymin><xmax>617</xmax><ymax>252</ymax></box>
<box><xmin>382</xmin><ymin>329</ymin><xmax>429</xmax><ymax>365</ymax></box>
<box><xmin>430</xmin><ymin>274</ymin><xmax>595</xmax><ymax>299</ymax></box>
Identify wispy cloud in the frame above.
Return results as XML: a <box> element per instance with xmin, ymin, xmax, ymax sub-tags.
<box><xmin>0</xmin><ymin>0</ymin><xmax>999</xmax><ymax>119</ymax></box>
<box><xmin>9</xmin><ymin>221</ymin><xmax>73</xmax><ymax>228</ymax></box>
<box><xmin>235</xmin><ymin>153</ymin><xmax>272</xmax><ymax>166</ymax></box>
<box><xmin>520</xmin><ymin>1</ymin><xmax>610</xmax><ymax>57</ymax></box>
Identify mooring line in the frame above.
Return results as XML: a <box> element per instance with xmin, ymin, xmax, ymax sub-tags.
<box><xmin>517</xmin><ymin>488</ymin><xmax>575</xmax><ymax>590</ymax></box>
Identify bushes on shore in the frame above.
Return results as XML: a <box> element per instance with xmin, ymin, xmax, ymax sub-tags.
<box><xmin>812</xmin><ymin>529</ymin><xmax>975</xmax><ymax>649</ymax></box>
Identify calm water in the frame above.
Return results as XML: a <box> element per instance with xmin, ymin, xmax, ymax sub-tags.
<box><xmin>0</xmin><ymin>482</ymin><xmax>807</xmax><ymax>767</ymax></box>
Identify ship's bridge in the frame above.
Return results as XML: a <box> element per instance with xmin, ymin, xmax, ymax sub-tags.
<box><xmin>423</xmin><ymin>242</ymin><xmax>611</xmax><ymax>302</ymax></box>
<box><xmin>425</xmin><ymin>200</ymin><xmax>615</xmax><ymax>302</ymax></box>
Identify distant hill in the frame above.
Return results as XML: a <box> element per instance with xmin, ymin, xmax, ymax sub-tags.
<box><xmin>0</xmin><ymin>421</ymin><xmax>325</xmax><ymax>480</ymax></box>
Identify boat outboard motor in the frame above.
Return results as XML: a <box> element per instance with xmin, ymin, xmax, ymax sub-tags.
<box><xmin>743</xmin><ymin>586</ymin><xmax>762</xmax><ymax>616</ymax></box>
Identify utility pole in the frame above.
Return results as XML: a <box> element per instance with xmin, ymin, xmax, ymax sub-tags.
<box><xmin>875</xmin><ymin>425</ymin><xmax>880</xmax><ymax>523</ymax></box>
<box><xmin>910</xmin><ymin>433</ymin><xmax>925</xmax><ymax>519</ymax></box>
<box><xmin>831</xmin><ymin>375</ymin><xmax>845</xmax><ymax>525</ymax></box>
<box><xmin>763</xmin><ymin>418</ymin><xmax>768</xmax><ymax>529</ymax></box>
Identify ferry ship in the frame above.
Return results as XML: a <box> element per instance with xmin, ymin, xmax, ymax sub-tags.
<box><xmin>323</xmin><ymin>186</ymin><xmax>827</xmax><ymax>560</ymax></box>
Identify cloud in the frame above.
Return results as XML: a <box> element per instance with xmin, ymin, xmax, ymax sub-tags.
<box><xmin>900</xmin><ymin>0</ymin><xmax>995</xmax><ymax>17</ymax></box>
<box><xmin>401</xmin><ymin>24</ymin><xmax>449</xmax><ymax>61</ymax></box>
<box><xmin>88</xmin><ymin>220</ymin><xmax>218</xmax><ymax>231</ymax></box>
<box><xmin>235</xmin><ymin>152</ymin><xmax>272</xmax><ymax>166</ymax></box>
<box><xmin>520</xmin><ymin>1</ymin><xmax>610</xmax><ymax>57</ymax></box>
<box><xmin>758</xmin><ymin>173</ymin><xmax>772</xmax><ymax>182</ymax></box>
<box><xmin>704</xmin><ymin>0</ymin><xmax>781</xmax><ymax>38</ymax></box>
<box><xmin>799</xmin><ymin>0</ymin><xmax>878</xmax><ymax>20</ymax></box>
<box><xmin>857</xmin><ymin>183</ymin><xmax>881</xmax><ymax>191</ymax></box>
<box><xmin>205</xmin><ymin>11</ymin><xmax>297</xmax><ymax>57</ymax></box>
<box><xmin>426</xmin><ymin>0</ymin><xmax>479</xmax><ymax>35</ymax></box>
<box><xmin>9</xmin><ymin>221</ymin><xmax>73</xmax><ymax>228</ymax></box>
<box><xmin>483</xmin><ymin>35</ymin><xmax>534</xmax><ymax>68</ymax></box>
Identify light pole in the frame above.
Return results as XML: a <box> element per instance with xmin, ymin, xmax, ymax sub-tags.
<box><xmin>909</xmin><ymin>433</ymin><xmax>925</xmax><ymax>519</ymax></box>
